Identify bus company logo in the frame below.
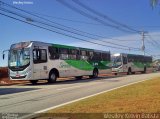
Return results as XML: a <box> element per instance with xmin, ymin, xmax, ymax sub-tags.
<box><xmin>59</xmin><ymin>62</ymin><xmax>71</xmax><ymax>68</ymax></box>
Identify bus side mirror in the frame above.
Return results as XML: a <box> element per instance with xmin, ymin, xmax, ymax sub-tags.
<box><xmin>3</xmin><ymin>53</ymin><xmax>5</xmax><ymax>60</ymax></box>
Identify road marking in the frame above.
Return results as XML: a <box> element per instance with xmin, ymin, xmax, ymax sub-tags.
<box><xmin>20</xmin><ymin>78</ymin><xmax>151</xmax><ymax>119</ymax></box>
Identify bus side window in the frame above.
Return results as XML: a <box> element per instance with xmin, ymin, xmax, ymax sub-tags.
<box><xmin>80</xmin><ymin>50</ymin><xmax>88</xmax><ymax>60</ymax></box>
<box><xmin>88</xmin><ymin>51</ymin><xmax>94</xmax><ymax>60</ymax></box>
<box><xmin>102</xmin><ymin>53</ymin><xmax>110</xmax><ymax>61</ymax></box>
<box><xmin>76</xmin><ymin>50</ymin><xmax>81</xmax><ymax>60</ymax></box>
<box><xmin>69</xmin><ymin>49</ymin><xmax>77</xmax><ymax>60</ymax></box>
<box><xmin>59</xmin><ymin>48</ymin><xmax>69</xmax><ymax>60</ymax></box>
<box><xmin>128</xmin><ymin>58</ymin><xmax>131</xmax><ymax>62</ymax></box>
<box><xmin>33</xmin><ymin>50</ymin><xmax>37</xmax><ymax>61</ymax></box>
<box><xmin>48</xmin><ymin>46</ymin><xmax>59</xmax><ymax>59</ymax></box>
<box><xmin>93</xmin><ymin>52</ymin><xmax>101</xmax><ymax>61</ymax></box>
<box><xmin>123</xmin><ymin>56</ymin><xmax>127</xmax><ymax>64</ymax></box>
<box><xmin>106</xmin><ymin>53</ymin><xmax>110</xmax><ymax>61</ymax></box>
<box><xmin>33</xmin><ymin>49</ymin><xmax>47</xmax><ymax>63</ymax></box>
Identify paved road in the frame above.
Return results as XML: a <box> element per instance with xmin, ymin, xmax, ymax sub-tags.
<box><xmin>0</xmin><ymin>72</ymin><xmax>159</xmax><ymax>117</ymax></box>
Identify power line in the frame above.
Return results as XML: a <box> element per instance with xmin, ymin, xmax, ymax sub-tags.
<box><xmin>0</xmin><ymin>7</ymin><xmax>140</xmax><ymax>50</ymax></box>
<box><xmin>149</xmin><ymin>34</ymin><xmax>160</xmax><ymax>36</ymax></box>
<box><xmin>141</xmin><ymin>34</ymin><xmax>160</xmax><ymax>58</ymax></box>
<box><xmin>10</xmin><ymin>8</ymin><xmax>160</xmax><ymax>30</ymax></box>
<box><xmin>145</xmin><ymin>35</ymin><xmax>160</xmax><ymax>50</ymax></box>
<box><xmin>31</xmin><ymin>12</ymin><xmax>101</xmax><ymax>26</ymax></box>
<box><xmin>72</xmin><ymin>0</ymin><xmax>141</xmax><ymax>34</ymax></box>
<box><xmin>147</xmin><ymin>34</ymin><xmax>160</xmax><ymax>46</ymax></box>
<box><xmin>0</xmin><ymin>1</ymin><xmax>132</xmax><ymax>41</ymax></box>
<box><xmin>0</xmin><ymin>1</ymin><xmax>141</xmax><ymax>50</ymax></box>
<box><xmin>56</xmin><ymin>0</ymin><xmax>140</xmax><ymax>34</ymax></box>
<box><xmin>132</xmin><ymin>25</ymin><xmax>160</xmax><ymax>28</ymax></box>
<box><xmin>0</xmin><ymin>0</ymin><xmax>101</xmax><ymax>26</ymax></box>
<box><xmin>0</xmin><ymin>12</ymin><xmax>141</xmax><ymax>51</ymax></box>
<box><xmin>146</xmin><ymin>38</ymin><xmax>157</xmax><ymax>48</ymax></box>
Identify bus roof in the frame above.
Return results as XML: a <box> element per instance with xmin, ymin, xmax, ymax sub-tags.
<box><xmin>27</xmin><ymin>41</ymin><xmax>110</xmax><ymax>53</ymax></box>
<box><xmin>112</xmin><ymin>53</ymin><xmax>152</xmax><ymax>58</ymax></box>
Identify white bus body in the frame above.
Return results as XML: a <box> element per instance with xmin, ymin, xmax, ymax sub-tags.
<box><xmin>8</xmin><ymin>41</ymin><xmax>112</xmax><ymax>83</ymax></box>
<box><xmin>112</xmin><ymin>53</ymin><xmax>152</xmax><ymax>74</ymax></box>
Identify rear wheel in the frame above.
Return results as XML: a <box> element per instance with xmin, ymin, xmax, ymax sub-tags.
<box><xmin>75</xmin><ymin>76</ymin><xmax>83</xmax><ymax>80</ymax></box>
<box><xmin>142</xmin><ymin>67</ymin><xmax>146</xmax><ymax>74</ymax></box>
<box><xmin>89</xmin><ymin>69</ymin><xmax>98</xmax><ymax>78</ymax></box>
<box><xmin>48</xmin><ymin>71</ymin><xmax>57</xmax><ymax>83</ymax></box>
<box><xmin>127</xmin><ymin>68</ymin><xmax>132</xmax><ymax>75</ymax></box>
<box><xmin>30</xmin><ymin>80</ymin><xmax>38</xmax><ymax>85</ymax></box>
<box><xmin>132</xmin><ymin>72</ymin><xmax>135</xmax><ymax>74</ymax></box>
<box><xmin>114</xmin><ymin>73</ymin><xmax>118</xmax><ymax>75</ymax></box>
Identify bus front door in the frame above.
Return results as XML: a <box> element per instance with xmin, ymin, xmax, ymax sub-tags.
<box><xmin>122</xmin><ymin>55</ymin><xmax>128</xmax><ymax>72</ymax></box>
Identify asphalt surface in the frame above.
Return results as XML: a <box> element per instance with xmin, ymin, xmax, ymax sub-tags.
<box><xmin>0</xmin><ymin>72</ymin><xmax>159</xmax><ymax>117</ymax></box>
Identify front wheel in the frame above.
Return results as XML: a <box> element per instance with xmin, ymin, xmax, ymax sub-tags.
<box><xmin>127</xmin><ymin>68</ymin><xmax>132</xmax><ymax>75</ymax></box>
<box><xmin>48</xmin><ymin>71</ymin><xmax>57</xmax><ymax>83</ymax></box>
<box><xmin>75</xmin><ymin>76</ymin><xmax>82</xmax><ymax>80</ymax></box>
<box><xmin>114</xmin><ymin>73</ymin><xmax>117</xmax><ymax>75</ymax></box>
<box><xmin>89</xmin><ymin>69</ymin><xmax>98</xmax><ymax>78</ymax></box>
<box><xmin>30</xmin><ymin>80</ymin><xmax>38</xmax><ymax>85</ymax></box>
<box><xmin>142</xmin><ymin>67</ymin><xmax>146</xmax><ymax>74</ymax></box>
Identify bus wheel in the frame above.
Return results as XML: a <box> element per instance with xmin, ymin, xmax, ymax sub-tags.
<box><xmin>127</xmin><ymin>68</ymin><xmax>132</xmax><ymax>75</ymax></box>
<box><xmin>30</xmin><ymin>80</ymin><xmax>38</xmax><ymax>85</ymax></box>
<box><xmin>48</xmin><ymin>71</ymin><xmax>57</xmax><ymax>83</ymax></box>
<box><xmin>132</xmin><ymin>72</ymin><xmax>135</xmax><ymax>74</ymax></box>
<box><xmin>114</xmin><ymin>73</ymin><xmax>118</xmax><ymax>75</ymax></box>
<box><xmin>75</xmin><ymin>76</ymin><xmax>82</xmax><ymax>80</ymax></box>
<box><xmin>142</xmin><ymin>67</ymin><xmax>146</xmax><ymax>74</ymax></box>
<box><xmin>89</xmin><ymin>69</ymin><xmax>98</xmax><ymax>78</ymax></box>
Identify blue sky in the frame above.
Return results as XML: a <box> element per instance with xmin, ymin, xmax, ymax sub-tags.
<box><xmin>0</xmin><ymin>0</ymin><xmax>160</xmax><ymax>66</ymax></box>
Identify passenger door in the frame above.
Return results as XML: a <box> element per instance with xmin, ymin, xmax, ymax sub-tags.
<box><xmin>122</xmin><ymin>55</ymin><xmax>128</xmax><ymax>72</ymax></box>
<box><xmin>33</xmin><ymin>49</ymin><xmax>48</xmax><ymax>80</ymax></box>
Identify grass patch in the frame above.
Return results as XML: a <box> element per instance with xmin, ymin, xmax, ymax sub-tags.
<box><xmin>48</xmin><ymin>77</ymin><xmax>160</xmax><ymax>113</ymax></box>
<box><xmin>35</xmin><ymin>78</ymin><xmax>160</xmax><ymax>119</ymax></box>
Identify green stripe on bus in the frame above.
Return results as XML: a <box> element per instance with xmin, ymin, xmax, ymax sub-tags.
<box><xmin>65</xmin><ymin>60</ymin><xmax>111</xmax><ymax>71</ymax></box>
<box><xmin>52</xmin><ymin>44</ymin><xmax>94</xmax><ymax>51</ymax></box>
<box><xmin>133</xmin><ymin>62</ymin><xmax>152</xmax><ymax>68</ymax></box>
<box><xmin>100</xmin><ymin>61</ymin><xmax>112</xmax><ymax>69</ymax></box>
<box><xmin>52</xmin><ymin>44</ymin><xmax>77</xmax><ymax>49</ymax></box>
<box><xmin>65</xmin><ymin>60</ymin><xmax>93</xmax><ymax>71</ymax></box>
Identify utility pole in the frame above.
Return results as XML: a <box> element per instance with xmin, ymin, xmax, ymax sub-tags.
<box><xmin>141</xmin><ymin>31</ymin><xmax>147</xmax><ymax>56</ymax></box>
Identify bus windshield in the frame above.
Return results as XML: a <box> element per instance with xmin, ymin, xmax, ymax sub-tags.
<box><xmin>9</xmin><ymin>48</ymin><xmax>30</xmax><ymax>67</ymax></box>
<box><xmin>112</xmin><ymin>56</ymin><xmax>122</xmax><ymax>68</ymax></box>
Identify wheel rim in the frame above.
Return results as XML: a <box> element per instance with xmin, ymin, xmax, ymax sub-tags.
<box><xmin>94</xmin><ymin>70</ymin><xmax>98</xmax><ymax>77</ymax></box>
<box><xmin>30</xmin><ymin>80</ymin><xmax>38</xmax><ymax>84</ymax></box>
<box><xmin>51</xmin><ymin>73</ymin><xmax>56</xmax><ymax>80</ymax></box>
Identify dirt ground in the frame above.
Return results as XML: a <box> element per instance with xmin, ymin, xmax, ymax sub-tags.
<box><xmin>0</xmin><ymin>67</ymin><xmax>8</xmax><ymax>78</ymax></box>
<box><xmin>0</xmin><ymin>67</ymin><xmax>28</xmax><ymax>86</ymax></box>
<box><xmin>0</xmin><ymin>67</ymin><xmax>9</xmax><ymax>84</ymax></box>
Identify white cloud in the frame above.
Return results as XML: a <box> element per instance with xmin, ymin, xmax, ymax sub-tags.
<box><xmin>67</xmin><ymin>31</ymin><xmax>160</xmax><ymax>58</ymax></box>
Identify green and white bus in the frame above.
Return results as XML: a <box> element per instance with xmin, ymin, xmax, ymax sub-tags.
<box><xmin>112</xmin><ymin>53</ymin><xmax>152</xmax><ymax>75</ymax></box>
<box><xmin>4</xmin><ymin>41</ymin><xmax>112</xmax><ymax>84</ymax></box>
